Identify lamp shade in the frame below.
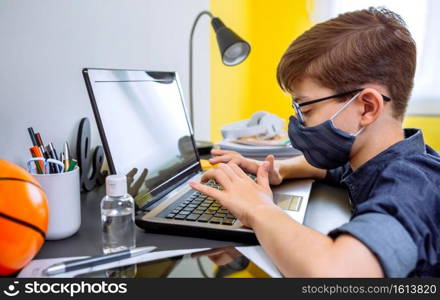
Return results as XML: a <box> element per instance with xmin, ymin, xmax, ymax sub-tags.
<box><xmin>211</xmin><ymin>17</ymin><xmax>251</xmax><ymax>66</ymax></box>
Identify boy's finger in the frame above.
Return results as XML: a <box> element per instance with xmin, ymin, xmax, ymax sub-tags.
<box><xmin>200</xmin><ymin>169</ymin><xmax>215</xmax><ymax>182</ymax></box>
<box><xmin>209</xmin><ymin>155</ymin><xmax>232</xmax><ymax>164</ymax></box>
<box><xmin>189</xmin><ymin>181</ymin><xmax>223</xmax><ymax>200</ymax></box>
<box><xmin>217</xmin><ymin>163</ymin><xmax>239</xmax><ymax>182</ymax></box>
<box><xmin>257</xmin><ymin>161</ymin><xmax>270</xmax><ymax>190</ymax></box>
<box><xmin>211</xmin><ymin>149</ymin><xmax>230</xmax><ymax>155</ymax></box>
<box><xmin>201</xmin><ymin>167</ymin><xmax>232</xmax><ymax>188</ymax></box>
<box><xmin>265</xmin><ymin>155</ymin><xmax>275</xmax><ymax>173</ymax></box>
<box><xmin>227</xmin><ymin>162</ymin><xmax>247</xmax><ymax>179</ymax></box>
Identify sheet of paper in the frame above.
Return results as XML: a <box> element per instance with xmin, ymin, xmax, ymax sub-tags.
<box><xmin>235</xmin><ymin>246</ymin><xmax>282</xmax><ymax>278</ymax></box>
<box><xmin>18</xmin><ymin>248</ymin><xmax>209</xmax><ymax>278</ymax></box>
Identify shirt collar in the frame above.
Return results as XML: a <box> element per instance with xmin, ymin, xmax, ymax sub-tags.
<box><xmin>341</xmin><ymin>128</ymin><xmax>426</xmax><ymax>204</ymax></box>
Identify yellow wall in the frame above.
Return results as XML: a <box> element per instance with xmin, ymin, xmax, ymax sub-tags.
<box><xmin>404</xmin><ymin>116</ymin><xmax>440</xmax><ymax>151</ymax></box>
<box><xmin>210</xmin><ymin>0</ymin><xmax>313</xmax><ymax>142</ymax></box>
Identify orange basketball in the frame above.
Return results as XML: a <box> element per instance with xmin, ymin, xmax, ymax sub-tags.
<box><xmin>0</xmin><ymin>159</ymin><xmax>48</xmax><ymax>276</ymax></box>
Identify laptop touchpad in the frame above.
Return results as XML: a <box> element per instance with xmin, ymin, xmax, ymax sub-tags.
<box><xmin>274</xmin><ymin>194</ymin><xmax>303</xmax><ymax>211</ymax></box>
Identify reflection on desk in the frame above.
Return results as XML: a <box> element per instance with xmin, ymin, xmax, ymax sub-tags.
<box><xmin>75</xmin><ymin>247</ymin><xmax>269</xmax><ymax>278</ymax></box>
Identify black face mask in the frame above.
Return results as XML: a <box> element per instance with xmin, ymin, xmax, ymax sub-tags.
<box><xmin>288</xmin><ymin>93</ymin><xmax>364</xmax><ymax>170</ymax></box>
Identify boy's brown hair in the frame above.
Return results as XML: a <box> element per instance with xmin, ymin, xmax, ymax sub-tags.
<box><xmin>277</xmin><ymin>7</ymin><xmax>416</xmax><ymax>120</ymax></box>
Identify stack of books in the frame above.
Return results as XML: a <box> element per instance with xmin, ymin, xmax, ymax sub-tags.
<box><xmin>215</xmin><ymin>133</ymin><xmax>302</xmax><ymax>160</ymax></box>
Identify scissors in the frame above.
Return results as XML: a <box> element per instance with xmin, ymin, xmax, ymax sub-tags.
<box><xmin>27</xmin><ymin>157</ymin><xmax>65</xmax><ymax>174</ymax></box>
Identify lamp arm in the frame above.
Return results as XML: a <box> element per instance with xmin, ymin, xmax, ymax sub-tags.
<box><xmin>189</xmin><ymin>11</ymin><xmax>213</xmax><ymax>128</ymax></box>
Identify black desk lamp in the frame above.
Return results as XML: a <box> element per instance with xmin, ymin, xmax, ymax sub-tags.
<box><xmin>189</xmin><ymin>11</ymin><xmax>251</xmax><ymax>155</ymax></box>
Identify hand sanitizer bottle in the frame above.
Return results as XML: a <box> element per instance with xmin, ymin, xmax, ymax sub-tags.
<box><xmin>101</xmin><ymin>175</ymin><xmax>136</xmax><ymax>254</ymax></box>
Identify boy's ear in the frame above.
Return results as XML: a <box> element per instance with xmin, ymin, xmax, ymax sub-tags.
<box><xmin>358</xmin><ymin>88</ymin><xmax>384</xmax><ymax>126</ymax></box>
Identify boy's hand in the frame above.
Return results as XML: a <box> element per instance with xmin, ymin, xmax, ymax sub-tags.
<box><xmin>208</xmin><ymin>149</ymin><xmax>283</xmax><ymax>185</ymax></box>
<box><xmin>189</xmin><ymin>162</ymin><xmax>279</xmax><ymax>228</ymax></box>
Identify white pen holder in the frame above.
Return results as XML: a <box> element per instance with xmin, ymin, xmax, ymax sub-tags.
<box><xmin>32</xmin><ymin>166</ymin><xmax>81</xmax><ymax>240</ymax></box>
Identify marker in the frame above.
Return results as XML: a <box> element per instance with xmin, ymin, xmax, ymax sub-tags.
<box><xmin>67</xmin><ymin>159</ymin><xmax>77</xmax><ymax>172</ymax></box>
<box><xmin>29</xmin><ymin>146</ymin><xmax>44</xmax><ymax>174</ymax></box>
<box><xmin>43</xmin><ymin>246</ymin><xmax>157</xmax><ymax>276</ymax></box>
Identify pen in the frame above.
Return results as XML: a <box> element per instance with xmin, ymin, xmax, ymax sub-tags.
<box><xmin>45</xmin><ymin>144</ymin><xmax>55</xmax><ymax>173</ymax></box>
<box><xmin>28</xmin><ymin>127</ymin><xmax>38</xmax><ymax>146</ymax></box>
<box><xmin>46</xmin><ymin>143</ymin><xmax>61</xmax><ymax>173</ymax></box>
<box><xmin>35</xmin><ymin>132</ymin><xmax>44</xmax><ymax>147</ymax></box>
<box><xmin>35</xmin><ymin>132</ymin><xmax>48</xmax><ymax>159</ymax></box>
<box><xmin>51</xmin><ymin>143</ymin><xmax>62</xmax><ymax>173</ymax></box>
<box><xmin>61</xmin><ymin>152</ymin><xmax>67</xmax><ymax>172</ymax></box>
<box><xmin>43</xmin><ymin>246</ymin><xmax>157</xmax><ymax>276</ymax></box>
<box><xmin>63</xmin><ymin>141</ymin><xmax>70</xmax><ymax>171</ymax></box>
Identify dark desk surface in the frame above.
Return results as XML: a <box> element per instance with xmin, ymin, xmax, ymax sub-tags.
<box><xmin>36</xmin><ymin>181</ymin><xmax>352</xmax><ymax>259</ymax></box>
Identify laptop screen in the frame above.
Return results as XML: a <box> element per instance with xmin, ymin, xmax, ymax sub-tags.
<box><xmin>84</xmin><ymin>69</ymin><xmax>200</xmax><ymax>208</ymax></box>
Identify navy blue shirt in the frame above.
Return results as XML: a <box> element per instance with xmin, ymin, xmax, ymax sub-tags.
<box><xmin>325</xmin><ymin>129</ymin><xmax>440</xmax><ymax>277</ymax></box>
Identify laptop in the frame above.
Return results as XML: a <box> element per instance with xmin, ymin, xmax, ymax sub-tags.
<box><xmin>83</xmin><ymin>68</ymin><xmax>313</xmax><ymax>242</ymax></box>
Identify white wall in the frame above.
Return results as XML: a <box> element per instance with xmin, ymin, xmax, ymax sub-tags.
<box><xmin>0</xmin><ymin>0</ymin><xmax>210</xmax><ymax>166</ymax></box>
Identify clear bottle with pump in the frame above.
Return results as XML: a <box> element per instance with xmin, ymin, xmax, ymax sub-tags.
<box><xmin>101</xmin><ymin>175</ymin><xmax>136</xmax><ymax>254</ymax></box>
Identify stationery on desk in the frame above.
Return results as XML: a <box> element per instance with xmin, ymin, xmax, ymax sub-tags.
<box><xmin>26</xmin><ymin>129</ymin><xmax>82</xmax><ymax>240</ymax></box>
<box><xmin>18</xmin><ymin>247</ymin><xmax>210</xmax><ymax>278</ymax></box>
<box><xmin>43</xmin><ymin>246</ymin><xmax>157</xmax><ymax>276</ymax></box>
<box><xmin>26</xmin><ymin>127</ymin><xmax>78</xmax><ymax>174</ymax></box>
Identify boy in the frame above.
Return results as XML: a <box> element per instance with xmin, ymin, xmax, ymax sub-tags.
<box><xmin>189</xmin><ymin>7</ymin><xmax>440</xmax><ymax>277</ymax></box>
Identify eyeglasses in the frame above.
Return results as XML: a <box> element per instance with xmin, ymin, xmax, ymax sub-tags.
<box><xmin>292</xmin><ymin>88</ymin><xmax>391</xmax><ymax>125</ymax></box>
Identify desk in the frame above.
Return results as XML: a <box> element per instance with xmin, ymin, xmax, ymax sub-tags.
<box><xmin>36</xmin><ymin>181</ymin><xmax>352</xmax><ymax>259</ymax></box>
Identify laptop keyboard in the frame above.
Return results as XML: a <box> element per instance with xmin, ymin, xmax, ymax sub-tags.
<box><xmin>161</xmin><ymin>174</ymin><xmax>256</xmax><ymax>226</ymax></box>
